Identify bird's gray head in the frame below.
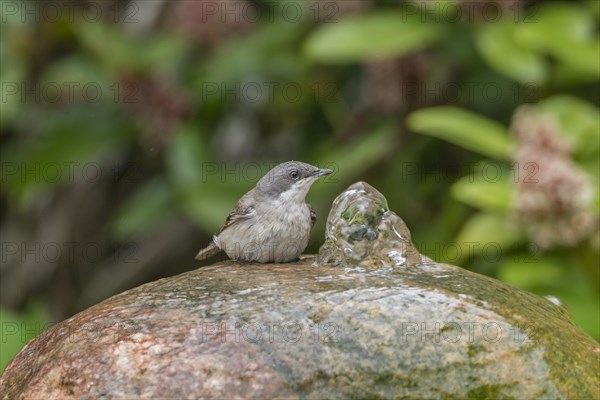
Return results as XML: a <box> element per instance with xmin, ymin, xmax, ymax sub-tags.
<box><xmin>256</xmin><ymin>161</ymin><xmax>332</xmax><ymax>202</ymax></box>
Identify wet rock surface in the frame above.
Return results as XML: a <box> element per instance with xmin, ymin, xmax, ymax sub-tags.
<box><xmin>1</xmin><ymin>182</ymin><xmax>599</xmax><ymax>399</ymax></box>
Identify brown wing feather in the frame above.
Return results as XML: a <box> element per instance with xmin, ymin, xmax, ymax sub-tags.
<box><xmin>309</xmin><ymin>204</ymin><xmax>317</xmax><ymax>228</ymax></box>
<box><xmin>220</xmin><ymin>203</ymin><xmax>255</xmax><ymax>232</ymax></box>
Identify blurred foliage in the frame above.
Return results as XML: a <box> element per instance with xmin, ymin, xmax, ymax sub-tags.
<box><xmin>303</xmin><ymin>11</ymin><xmax>445</xmax><ymax>62</ymax></box>
<box><xmin>1</xmin><ymin>0</ymin><xmax>598</xmax><ymax>373</ymax></box>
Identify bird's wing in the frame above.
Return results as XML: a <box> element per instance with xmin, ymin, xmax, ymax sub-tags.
<box><xmin>219</xmin><ymin>197</ymin><xmax>256</xmax><ymax>232</ymax></box>
<box><xmin>309</xmin><ymin>204</ymin><xmax>317</xmax><ymax>228</ymax></box>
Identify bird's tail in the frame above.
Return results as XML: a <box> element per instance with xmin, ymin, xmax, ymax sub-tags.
<box><xmin>195</xmin><ymin>239</ymin><xmax>221</xmax><ymax>261</ymax></box>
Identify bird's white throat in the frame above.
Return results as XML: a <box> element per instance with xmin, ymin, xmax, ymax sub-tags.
<box><xmin>275</xmin><ymin>177</ymin><xmax>316</xmax><ymax>206</ymax></box>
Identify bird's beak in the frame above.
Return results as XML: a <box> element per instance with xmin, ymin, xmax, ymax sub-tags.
<box><xmin>313</xmin><ymin>168</ymin><xmax>333</xmax><ymax>177</ymax></box>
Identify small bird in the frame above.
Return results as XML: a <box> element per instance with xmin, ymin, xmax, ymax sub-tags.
<box><xmin>195</xmin><ymin>161</ymin><xmax>332</xmax><ymax>263</ymax></box>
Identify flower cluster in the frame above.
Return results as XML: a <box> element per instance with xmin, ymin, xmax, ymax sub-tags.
<box><xmin>510</xmin><ymin>106</ymin><xmax>597</xmax><ymax>248</ymax></box>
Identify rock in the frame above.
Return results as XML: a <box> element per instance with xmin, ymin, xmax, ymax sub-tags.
<box><xmin>1</xmin><ymin>182</ymin><xmax>598</xmax><ymax>399</ymax></box>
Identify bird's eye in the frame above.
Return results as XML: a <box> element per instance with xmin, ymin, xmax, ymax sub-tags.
<box><xmin>289</xmin><ymin>169</ymin><xmax>300</xmax><ymax>180</ymax></box>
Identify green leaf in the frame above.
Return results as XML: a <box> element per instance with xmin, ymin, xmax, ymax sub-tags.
<box><xmin>406</xmin><ymin>106</ymin><xmax>513</xmax><ymax>160</ymax></box>
<box><xmin>111</xmin><ymin>178</ymin><xmax>175</xmax><ymax>239</ymax></box>
<box><xmin>514</xmin><ymin>3</ymin><xmax>595</xmax><ymax>50</ymax></box>
<box><xmin>476</xmin><ymin>21</ymin><xmax>548</xmax><ymax>84</ymax></box>
<box><xmin>453</xmin><ymin>212</ymin><xmax>524</xmax><ymax>264</ymax></box>
<box><xmin>553</xmin><ymin>39</ymin><xmax>600</xmax><ymax>79</ymax></box>
<box><xmin>450</xmin><ymin>170</ymin><xmax>513</xmax><ymax>213</ymax></box>
<box><xmin>514</xmin><ymin>3</ymin><xmax>599</xmax><ymax>78</ymax></box>
<box><xmin>303</xmin><ymin>11</ymin><xmax>444</xmax><ymax>63</ymax></box>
